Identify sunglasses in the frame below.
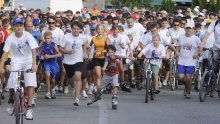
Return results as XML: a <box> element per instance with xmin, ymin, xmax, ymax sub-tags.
<box><xmin>48</xmin><ymin>22</ymin><xmax>55</xmax><ymax>24</ymax></box>
<box><xmin>56</xmin><ymin>16</ymin><xmax>61</xmax><ymax>18</ymax></box>
<box><xmin>174</xmin><ymin>24</ymin><xmax>179</xmax><ymax>26</ymax></box>
<box><xmin>185</xmin><ymin>27</ymin><xmax>192</xmax><ymax>29</ymax></box>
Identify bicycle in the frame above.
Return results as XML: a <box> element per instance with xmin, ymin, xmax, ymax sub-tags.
<box><xmin>138</xmin><ymin>57</ymin><xmax>161</xmax><ymax>103</ymax></box>
<box><xmin>169</xmin><ymin>52</ymin><xmax>178</xmax><ymax>91</ymax></box>
<box><xmin>199</xmin><ymin>49</ymin><xmax>220</xmax><ymax>102</ymax></box>
<box><xmin>10</xmin><ymin>69</ymin><xmax>32</xmax><ymax>124</ymax></box>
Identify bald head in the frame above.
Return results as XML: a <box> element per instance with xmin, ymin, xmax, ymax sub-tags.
<box><xmin>25</xmin><ymin>21</ymin><xmax>33</xmax><ymax>33</ymax></box>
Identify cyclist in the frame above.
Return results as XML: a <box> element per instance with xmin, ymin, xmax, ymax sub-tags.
<box><xmin>138</xmin><ymin>33</ymin><xmax>166</xmax><ymax>94</ymax></box>
<box><xmin>0</xmin><ymin>18</ymin><xmax>38</xmax><ymax>120</ymax></box>
<box><xmin>176</xmin><ymin>23</ymin><xmax>201</xmax><ymax>99</ymax></box>
<box><xmin>199</xmin><ymin>12</ymin><xmax>220</xmax><ymax>96</ymax></box>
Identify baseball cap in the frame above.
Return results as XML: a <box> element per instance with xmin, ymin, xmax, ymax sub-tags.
<box><xmin>185</xmin><ymin>23</ymin><xmax>194</xmax><ymax>28</ymax></box>
<box><xmin>90</xmin><ymin>24</ymin><xmax>96</xmax><ymax>30</ymax></box>
<box><xmin>12</xmin><ymin>18</ymin><xmax>24</xmax><ymax>25</ymax></box>
<box><xmin>33</xmin><ymin>18</ymin><xmax>40</xmax><ymax>26</ymax></box>
<box><xmin>206</xmin><ymin>19</ymin><xmax>213</xmax><ymax>24</ymax></box>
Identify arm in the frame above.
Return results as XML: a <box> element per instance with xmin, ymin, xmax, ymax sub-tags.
<box><xmin>59</xmin><ymin>47</ymin><xmax>76</xmax><ymax>54</ymax></box>
<box><xmin>44</xmin><ymin>45</ymin><xmax>62</xmax><ymax>59</ymax></box>
<box><xmin>167</xmin><ymin>43</ymin><xmax>176</xmax><ymax>53</ymax></box>
<box><xmin>0</xmin><ymin>52</ymin><xmax>8</xmax><ymax>72</ymax></box>
<box><xmin>199</xmin><ymin>32</ymin><xmax>211</xmax><ymax>50</ymax></box>
<box><xmin>102</xmin><ymin>61</ymin><xmax>108</xmax><ymax>71</ymax></box>
<box><xmin>83</xmin><ymin>40</ymin><xmax>88</xmax><ymax>59</ymax></box>
<box><xmin>31</xmin><ymin>49</ymin><xmax>37</xmax><ymax>72</ymax></box>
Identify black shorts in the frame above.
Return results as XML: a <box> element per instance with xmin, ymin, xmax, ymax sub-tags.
<box><xmin>81</xmin><ymin>62</ymin><xmax>87</xmax><ymax>79</ymax></box>
<box><xmin>162</xmin><ymin>59</ymin><xmax>170</xmax><ymax>71</ymax></box>
<box><xmin>87</xmin><ymin>60</ymin><xmax>94</xmax><ymax>70</ymax></box>
<box><xmin>64</xmin><ymin>62</ymin><xmax>83</xmax><ymax>79</ymax></box>
<box><xmin>5</xmin><ymin>58</ymin><xmax>11</xmax><ymax>65</ymax></box>
<box><xmin>92</xmin><ymin>58</ymin><xmax>105</xmax><ymax>67</ymax></box>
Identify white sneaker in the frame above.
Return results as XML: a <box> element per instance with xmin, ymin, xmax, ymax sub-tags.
<box><xmin>158</xmin><ymin>82</ymin><xmax>162</xmax><ymax>88</ymax></box>
<box><xmin>55</xmin><ymin>85</ymin><xmax>59</xmax><ymax>91</ymax></box>
<box><xmin>88</xmin><ymin>85</ymin><xmax>94</xmax><ymax>95</ymax></box>
<box><xmin>74</xmin><ymin>98</ymin><xmax>79</xmax><ymax>106</ymax></box>
<box><xmin>64</xmin><ymin>86</ymin><xmax>69</xmax><ymax>94</ymax></box>
<box><xmin>6</xmin><ymin>104</ymin><xmax>14</xmax><ymax>115</ymax></box>
<box><xmin>59</xmin><ymin>86</ymin><xmax>63</xmax><ymax>93</ymax></box>
<box><xmin>82</xmin><ymin>90</ymin><xmax>88</xmax><ymax>98</ymax></box>
<box><xmin>45</xmin><ymin>92</ymin><xmax>51</xmax><ymax>99</ymax></box>
<box><xmin>25</xmin><ymin>108</ymin><xmax>33</xmax><ymax>120</ymax></box>
<box><xmin>33</xmin><ymin>93</ymin><xmax>37</xmax><ymax>99</ymax></box>
<box><xmin>32</xmin><ymin>98</ymin><xmax>36</xmax><ymax>107</ymax></box>
<box><xmin>163</xmin><ymin>81</ymin><xmax>167</xmax><ymax>86</ymax></box>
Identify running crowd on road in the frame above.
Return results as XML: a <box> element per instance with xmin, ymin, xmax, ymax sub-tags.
<box><xmin>0</xmin><ymin>5</ymin><xmax>219</xmax><ymax>120</ymax></box>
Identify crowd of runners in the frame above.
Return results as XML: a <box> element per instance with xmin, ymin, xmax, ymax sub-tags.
<box><xmin>0</xmin><ymin>5</ymin><xmax>219</xmax><ymax>120</ymax></box>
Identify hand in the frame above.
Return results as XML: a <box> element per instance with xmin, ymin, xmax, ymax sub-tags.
<box><xmin>44</xmin><ymin>54</ymin><xmax>51</xmax><ymax>59</ymax></box>
<box><xmin>95</xmin><ymin>51</ymin><xmax>102</xmax><ymax>55</ymax></box>
<box><xmin>31</xmin><ymin>65</ymin><xmax>37</xmax><ymax>72</ymax></box>
<box><xmin>0</xmin><ymin>68</ymin><xmax>5</xmax><ymax>74</ymax></box>
<box><xmin>193</xmin><ymin>53</ymin><xmax>199</xmax><ymax>59</ymax></box>
<box><xmin>69</xmin><ymin>49</ymin><xmax>76</xmax><ymax>54</ymax></box>
<box><xmin>130</xmin><ymin>57</ymin><xmax>136</xmax><ymax>61</ymax></box>
<box><xmin>102</xmin><ymin>68</ymin><xmax>106</xmax><ymax>72</ymax></box>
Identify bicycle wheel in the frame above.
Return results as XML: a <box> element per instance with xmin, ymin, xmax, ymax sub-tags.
<box><xmin>199</xmin><ymin>70</ymin><xmax>210</xmax><ymax>102</ymax></box>
<box><xmin>145</xmin><ymin>74</ymin><xmax>150</xmax><ymax>103</ymax></box>
<box><xmin>15</xmin><ymin>92</ymin><xmax>23</xmax><ymax>124</ymax></box>
<box><xmin>150</xmin><ymin>80</ymin><xmax>154</xmax><ymax>101</ymax></box>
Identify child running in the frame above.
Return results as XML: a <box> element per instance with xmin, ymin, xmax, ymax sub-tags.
<box><xmin>41</xmin><ymin>31</ymin><xmax>61</xmax><ymax>99</ymax></box>
<box><xmin>88</xmin><ymin>45</ymin><xmax>135</xmax><ymax>110</ymax></box>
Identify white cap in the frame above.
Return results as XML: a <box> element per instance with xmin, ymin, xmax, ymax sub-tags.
<box><xmin>185</xmin><ymin>23</ymin><xmax>194</xmax><ymax>28</ymax></box>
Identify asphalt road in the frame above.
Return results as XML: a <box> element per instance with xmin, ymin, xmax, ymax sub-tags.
<box><xmin>0</xmin><ymin>86</ymin><xmax>220</xmax><ymax>124</ymax></box>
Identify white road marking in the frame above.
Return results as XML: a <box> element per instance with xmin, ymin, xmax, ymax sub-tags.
<box><xmin>98</xmin><ymin>100</ymin><xmax>109</xmax><ymax>124</ymax></box>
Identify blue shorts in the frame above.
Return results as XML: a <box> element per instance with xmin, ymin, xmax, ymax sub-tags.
<box><xmin>178</xmin><ymin>64</ymin><xmax>195</xmax><ymax>75</ymax></box>
<box><xmin>43</xmin><ymin>63</ymin><xmax>60</xmax><ymax>79</ymax></box>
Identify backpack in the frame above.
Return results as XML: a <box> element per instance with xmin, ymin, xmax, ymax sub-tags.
<box><xmin>214</xmin><ymin>20</ymin><xmax>220</xmax><ymax>33</ymax></box>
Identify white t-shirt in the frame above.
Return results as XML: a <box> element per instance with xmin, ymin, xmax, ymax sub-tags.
<box><xmin>167</xmin><ymin>28</ymin><xmax>185</xmax><ymax>46</ymax></box>
<box><xmin>141</xmin><ymin>43</ymin><xmax>166</xmax><ymax>66</ymax></box>
<box><xmin>3</xmin><ymin>31</ymin><xmax>38</xmax><ymax>64</ymax></box>
<box><xmin>207</xmin><ymin>20</ymin><xmax>220</xmax><ymax>48</ymax></box>
<box><xmin>200</xmin><ymin>30</ymin><xmax>215</xmax><ymax>59</ymax></box>
<box><xmin>124</xmin><ymin>23</ymin><xmax>144</xmax><ymax>48</ymax></box>
<box><xmin>177</xmin><ymin>34</ymin><xmax>201</xmax><ymax>66</ymax></box>
<box><xmin>140</xmin><ymin>32</ymin><xmax>170</xmax><ymax>47</ymax></box>
<box><xmin>108</xmin><ymin>34</ymin><xmax>126</xmax><ymax>56</ymax></box>
<box><xmin>60</xmin><ymin>33</ymin><xmax>86</xmax><ymax>65</ymax></box>
<box><xmin>44</xmin><ymin>27</ymin><xmax>64</xmax><ymax>45</ymax></box>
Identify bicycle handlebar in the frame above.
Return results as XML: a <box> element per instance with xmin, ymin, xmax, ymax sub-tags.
<box><xmin>10</xmin><ymin>69</ymin><xmax>32</xmax><ymax>73</ymax></box>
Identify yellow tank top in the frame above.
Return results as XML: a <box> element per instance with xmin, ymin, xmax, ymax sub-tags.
<box><xmin>92</xmin><ymin>35</ymin><xmax>107</xmax><ymax>59</ymax></box>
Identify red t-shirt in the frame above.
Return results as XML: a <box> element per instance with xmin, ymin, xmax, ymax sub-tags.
<box><xmin>105</xmin><ymin>55</ymin><xmax>121</xmax><ymax>76</ymax></box>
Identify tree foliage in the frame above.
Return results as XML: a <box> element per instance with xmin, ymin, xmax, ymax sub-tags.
<box><xmin>160</xmin><ymin>0</ymin><xmax>175</xmax><ymax>13</ymax></box>
<box><xmin>110</xmin><ymin>0</ymin><xmax>152</xmax><ymax>8</ymax></box>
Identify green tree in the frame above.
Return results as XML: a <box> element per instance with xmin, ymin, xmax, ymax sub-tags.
<box><xmin>111</xmin><ymin>0</ymin><xmax>152</xmax><ymax>8</ymax></box>
<box><xmin>160</xmin><ymin>0</ymin><xmax>175</xmax><ymax>13</ymax></box>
